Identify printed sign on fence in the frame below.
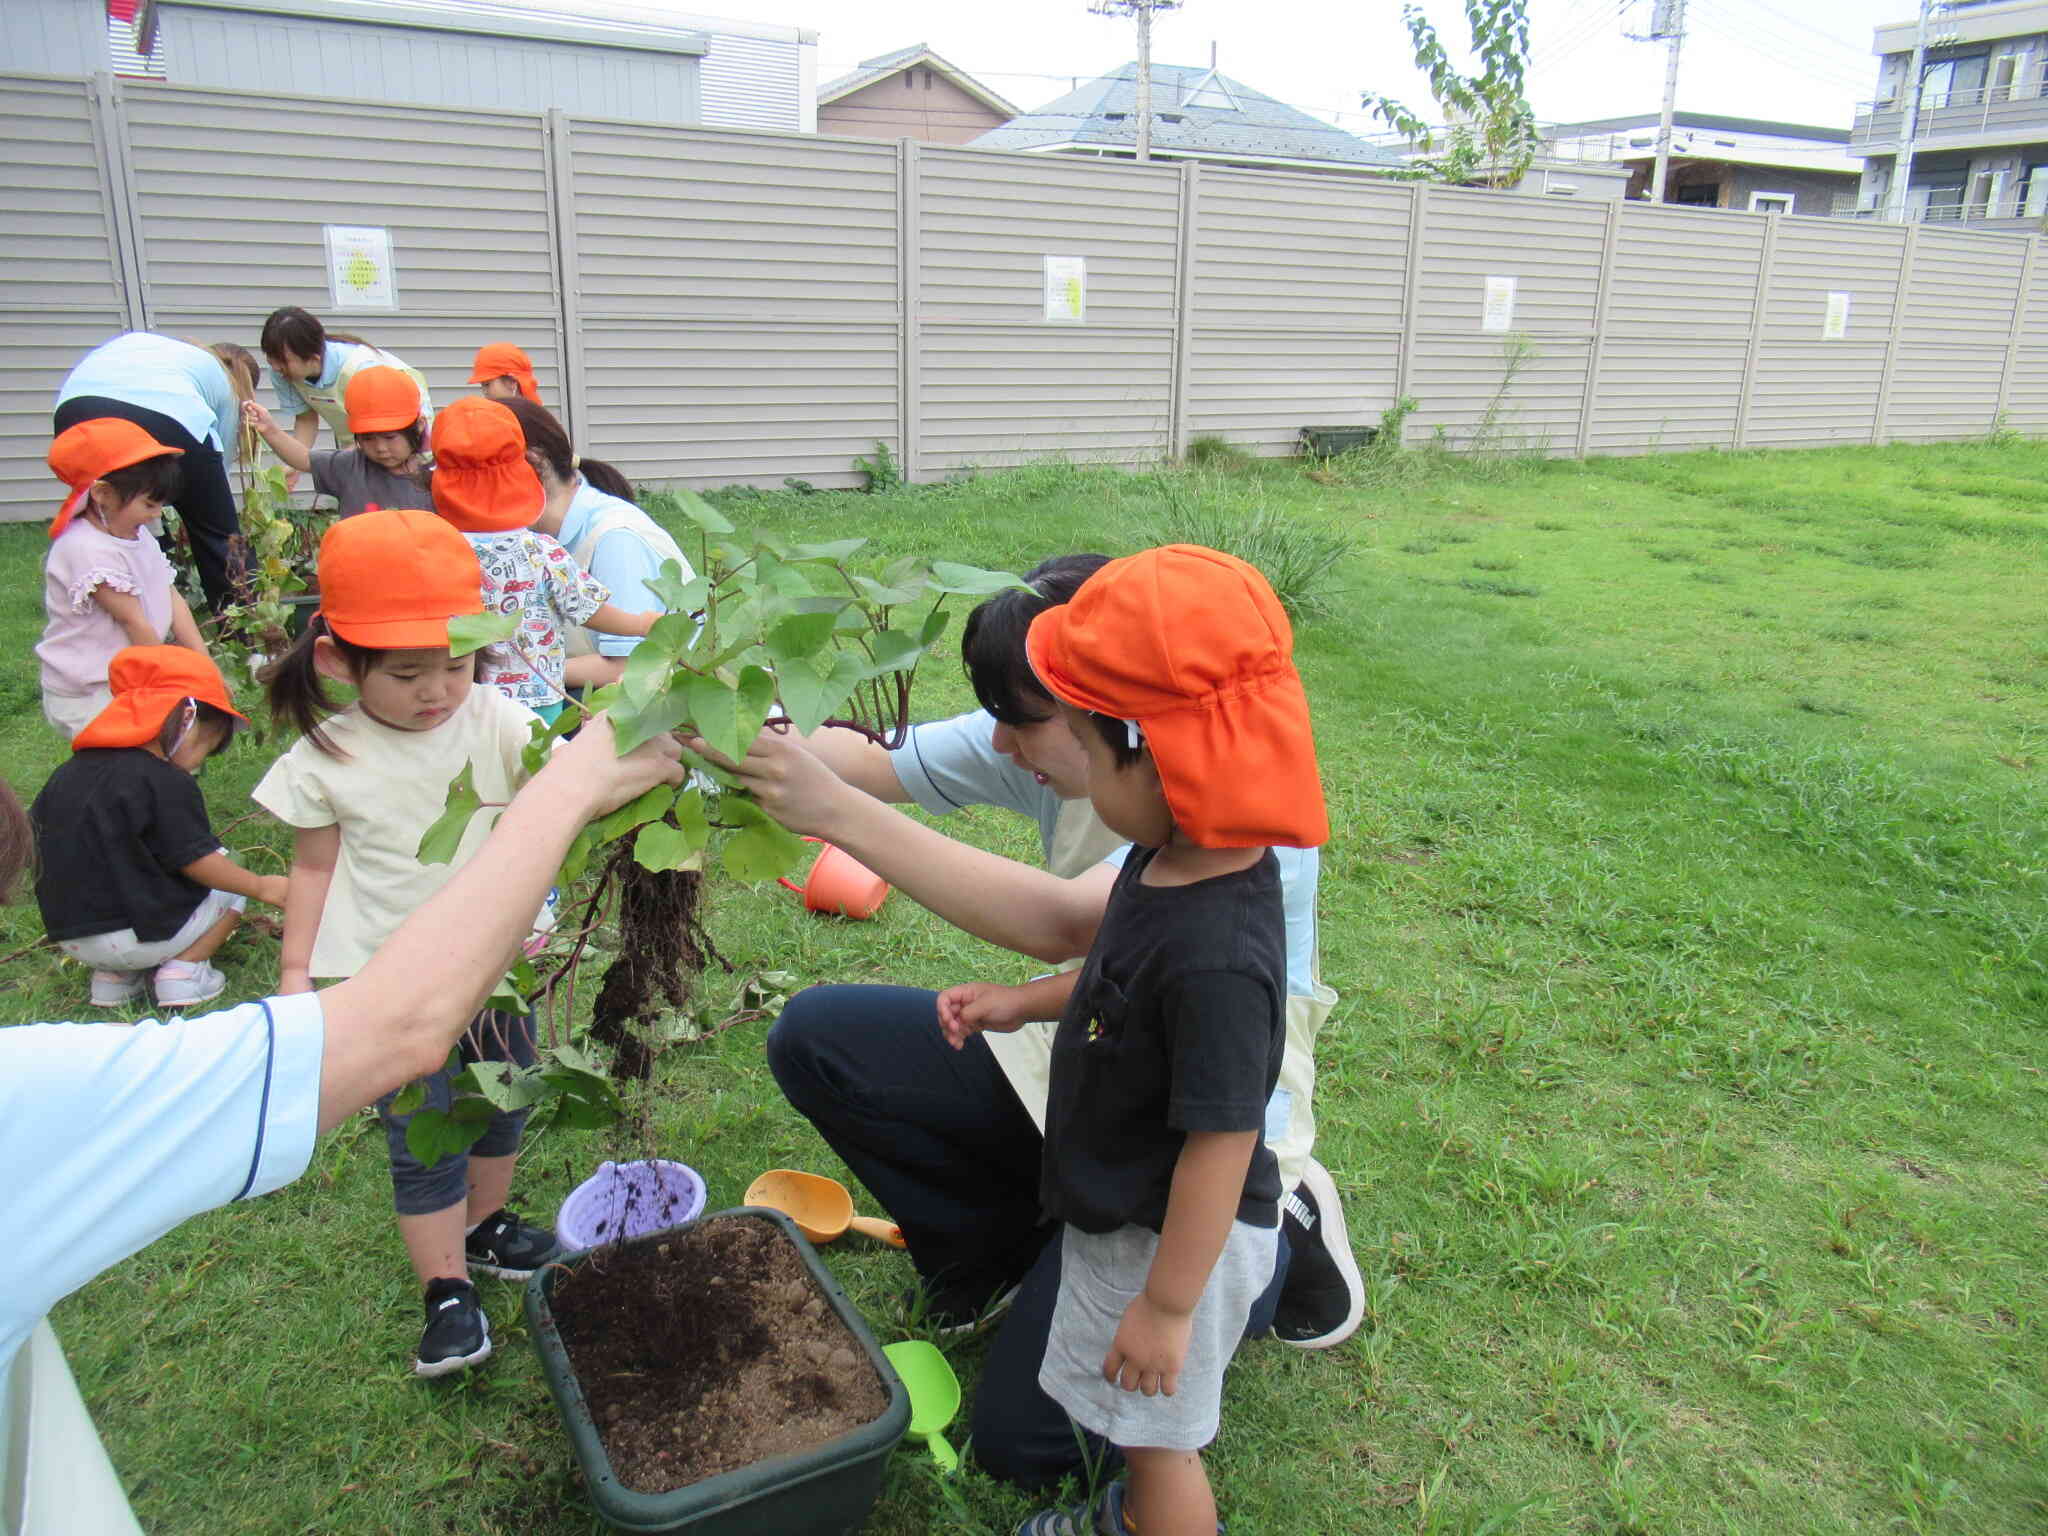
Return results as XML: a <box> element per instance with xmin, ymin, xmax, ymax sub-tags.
<box><xmin>1044</xmin><ymin>256</ymin><xmax>1086</xmax><ymax>324</ymax></box>
<box><xmin>325</xmin><ymin>225</ymin><xmax>398</xmax><ymax>309</ymax></box>
<box><xmin>1482</xmin><ymin>275</ymin><xmax>1517</xmax><ymax>332</ymax></box>
<box><xmin>1823</xmin><ymin>291</ymin><xmax>1851</xmax><ymax>341</ymax></box>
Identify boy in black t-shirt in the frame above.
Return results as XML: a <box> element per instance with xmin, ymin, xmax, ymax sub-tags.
<box><xmin>937</xmin><ymin>546</ymin><xmax>1329</xmax><ymax>1536</ymax></box>
<box><xmin>31</xmin><ymin>646</ymin><xmax>287</xmax><ymax>1013</ymax></box>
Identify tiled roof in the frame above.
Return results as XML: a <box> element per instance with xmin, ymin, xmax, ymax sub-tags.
<box><xmin>973</xmin><ymin>61</ymin><xmax>1403</xmax><ymax>166</ymax></box>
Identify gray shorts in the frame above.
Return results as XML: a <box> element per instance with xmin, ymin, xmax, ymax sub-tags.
<box><xmin>1038</xmin><ymin>1219</ymin><xmax>1278</xmax><ymax>1452</ymax></box>
<box><xmin>58</xmin><ymin>886</ymin><xmax>246</xmax><ymax>972</ymax></box>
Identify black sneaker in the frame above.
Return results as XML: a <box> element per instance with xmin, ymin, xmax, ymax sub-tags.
<box><xmin>464</xmin><ymin>1207</ymin><xmax>561</xmax><ymax>1280</ymax></box>
<box><xmin>1270</xmin><ymin>1158</ymin><xmax>1365</xmax><ymax>1349</ymax></box>
<box><xmin>416</xmin><ymin>1278</ymin><xmax>492</xmax><ymax>1377</ymax></box>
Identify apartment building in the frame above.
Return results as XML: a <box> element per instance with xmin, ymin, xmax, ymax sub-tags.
<box><xmin>1851</xmin><ymin>0</ymin><xmax>2048</xmax><ymax>228</ymax></box>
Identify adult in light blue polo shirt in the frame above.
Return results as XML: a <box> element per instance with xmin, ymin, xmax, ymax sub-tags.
<box><xmin>0</xmin><ymin>719</ymin><xmax>684</xmax><ymax>1531</ymax></box>
<box><xmin>54</xmin><ymin>332</ymin><xmax>260</xmax><ymax>614</ymax></box>
<box><xmin>258</xmin><ymin>306</ymin><xmax>431</xmax><ymax>456</ymax></box>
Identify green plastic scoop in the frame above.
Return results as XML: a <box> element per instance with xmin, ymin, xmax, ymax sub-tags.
<box><xmin>883</xmin><ymin>1339</ymin><xmax>961</xmax><ymax>1473</ymax></box>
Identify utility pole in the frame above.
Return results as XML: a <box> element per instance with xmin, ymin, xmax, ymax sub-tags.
<box><xmin>1647</xmin><ymin>0</ymin><xmax>1686</xmax><ymax>203</ymax></box>
<box><xmin>1090</xmin><ymin>0</ymin><xmax>1181</xmax><ymax>162</ymax></box>
<box><xmin>1887</xmin><ymin>0</ymin><xmax>1937</xmax><ymax>221</ymax></box>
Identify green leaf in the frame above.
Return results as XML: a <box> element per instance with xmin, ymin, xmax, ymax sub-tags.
<box><xmin>404</xmin><ymin>1107</ymin><xmax>489</xmax><ymax>1169</ymax></box>
<box><xmin>776</xmin><ymin>649</ymin><xmax>868</xmax><ymax>735</ymax></box>
<box><xmin>673</xmin><ymin>785</ymin><xmax>711</xmax><ymax>848</ymax></box>
<box><xmin>765</xmin><ymin>611</ymin><xmax>838</xmax><ymax>664</ymax></box>
<box><xmin>669</xmin><ymin>492</ymin><xmax>733</xmax><ymax>536</ymax></box>
<box><xmin>647</xmin><ymin>559</ymin><xmax>708</xmax><ymax>614</ymax></box>
<box><xmin>789</xmin><ymin>537</ymin><xmax>868</xmax><ymax>562</ymax></box>
<box><xmin>870</xmin><ymin>626</ymin><xmax>926</xmax><ymax>675</ymax></box>
<box><xmin>633</xmin><ymin>818</ymin><xmax>700</xmax><ymax>872</ymax></box>
<box><xmin>851</xmin><ymin>573</ymin><xmax>921</xmax><ymax>607</ymax></box>
<box><xmin>483</xmin><ymin>984</ymin><xmax>528</xmax><ymax>1014</ymax></box>
<box><xmin>645</xmin><ymin>610</ymin><xmax>697</xmax><ymax>655</ymax></box>
<box><xmin>685</xmin><ymin>665</ymin><xmax>775</xmax><ymax>764</ymax></box>
<box><xmin>453</xmin><ymin>1060</ymin><xmax>551</xmax><ymax>1113</ymax></box>
<box><xmin>720</xmin><ymin>796</ymin><xmax>809</xmax><ymax>883</ymax></box>
<box><xmin>594</xmin><ymin>781</ymin><xmax>677</xmax><ymax>846</ymax></box>
<box><xmin>927</xmin><ymin>561</ymin><xmax>1029</xmax><ymax>596</ymax></box>
<box><xmin>415</xmin><ymin>763</ymin><xmax>484</xmax><ymax>866</ymax></box>
<box><xmin>551</xmin><ymin>1041</ymin><xmax>608</xmax><ymax>1076</ymax></box>
<box><xmin>608</xmin><ymin>685</ymin><xmax>696</xmax><ymax>756</ymax></box>
<box><xmin>620</xmin><ymin>637</ymin><xmax>673</xmax><ymax>706</ymax></box>
<box><xmin>390</xmin><ymin>1078</ymin><xmax>427</xmax><ymax>1116</ymax></box>
<box><xmin>560</xmin><ymin>825</ymin><xmax>596</xmax><ymax>883</ymax></box>
<box><xmin>447</xmin><ymin>611</ymin><xmax>518</xmax><ymax>659</ymax></box>
<box><xmin>919</xmin><ymin>605</ymin><xmax>951</xmax><ymax>649</ymax></box>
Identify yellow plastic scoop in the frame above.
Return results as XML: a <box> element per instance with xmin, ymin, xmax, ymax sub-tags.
<box><xmin>883</xmin><ymin>1340</ymin><xmax>961</xmax><ymax>1473</ymax></box>
<box><xmin>745</xmin><ymin>1168</ymin><xmax>906</xmax><ymax>1248</ymax></box>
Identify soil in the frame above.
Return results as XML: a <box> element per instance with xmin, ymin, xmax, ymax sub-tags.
<box><xmin>548</xmin><ymin>1213</ymin><xmax>891</xmax><ymax>1495</ymax></box>
<box><xmin>588</xmin><ymin>861</ymin><xmax>716</xmax><ymax>1081</ymax></box>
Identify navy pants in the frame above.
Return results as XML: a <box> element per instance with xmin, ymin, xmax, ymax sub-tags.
<box><xmin>54</xmin><ymin>395</ymin><xmax>245</xmax><ymax>614</ymax></box>
<box><xmin>766</xmin><ymin>984</ymin><xmax>1289</xmax><ymax>1489</ymax></box>
<box><xmin>376</xmin><ymin>1010</ymin><xmax>536</xmax><ymax>1216</ymax></box>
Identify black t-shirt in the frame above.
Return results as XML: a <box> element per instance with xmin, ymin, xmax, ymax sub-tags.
<box><xmin>1041</xmin><ymin>846</ymin><xmax>1288</xmax><ymax>1235</ymax></box>
<box><xmin>30</xmin><ymin>748</ymin><xmax>221</xmax><ymax>942</ymax></box>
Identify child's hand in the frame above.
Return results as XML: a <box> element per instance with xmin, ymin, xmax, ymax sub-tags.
<box><xmin>254</xmin><ymin>875</ymin><xmax>290</xmax><ymax>909</ymax></box>
<box><xmin>935</xmin><ymin>982</ymin><xmax>1027</xmax><ymax>1050</ymax></box>
<box><xmin>277</xmin><ymin>967</ymin><xmax>316</xmax><ymax>996</ymax></box>
<box><xmin>241</xmin><ymin>399</ymin><xmax>276</xmax><ymax>433</ymax></box>
<box><xmin>1102</xmin><ymin>1292</ymin><xmax>1193</xmax><ymax>1398</ymax></box>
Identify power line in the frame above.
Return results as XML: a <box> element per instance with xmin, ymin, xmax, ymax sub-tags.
<box><xmin>1685</xmin><ymin>0</ymin><xmax>1876</xmax><ymax>94</ymax></box>
<box><xmin>1531</xmin><ymin>0</ymin><xmax>1633</xmax><ymax>69</ymax></box>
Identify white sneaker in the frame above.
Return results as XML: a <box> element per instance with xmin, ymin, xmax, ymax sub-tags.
<box><xmin>154</xmin><ymin>959</ymin><xmax>227</xmax><ymax>1010</ymax></box>
<box><xmin>90</xmin><ymin>969</ymin><xmax>146</xmax><ymax>1008</ymax></box>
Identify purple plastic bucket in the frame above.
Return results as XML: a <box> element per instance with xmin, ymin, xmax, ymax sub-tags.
<box><xmin>555</xmin><ymin>1159</ymin><xmax>707</xmax><ymax>1252</ymax></box>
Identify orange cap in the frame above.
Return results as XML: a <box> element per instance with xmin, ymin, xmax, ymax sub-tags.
<box><xmin>72</xmin><ymin>645</ymin><xmax>248</xmax><ymax>752</ymax></box>
<box><xmin>466</xmin><ymin>342</ymin><xmax>541</xmax><ymax>405</ymax></box>
<box><xmin>1025</xmin><ymin>544</ymin><xmax>1328</xmax><ymax>850</ymax></box>
<box><xmin>343</xmin><ymin>365</ymin><xmax>423</xmax><ymax>435</ymax></box>
<box><xmin>316</xmin><ymin>506</ymin><xmax>484</xmax><ymax>648</ymax></box>
<box><xmin>430</xmin><ymin>396</ymin><xmax>543</xmax><ymax>533</ymax></box>
<box><xmin>47</xmin><ymin>418</ymin><xmax>183</xmax><ymax>540</ymax></box>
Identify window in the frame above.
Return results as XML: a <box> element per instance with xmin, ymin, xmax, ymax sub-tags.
<box><xmin>2023</xmin><ymin>162</ymin><xmax>2048</xmax><ymax>216</ymax></box>
<box><xmin>1990</xmin><ymin>53</ymin><xmax>2020</xmax><ymax>102</ymax></box>
<box><xmin>1749</xmin><ymin>191</ymin><xmax>1794</xmax><ymax>214</ymax></box>
<box><xmin>1674</xmin><ymin>184</ymin><xmax>1719</xmax><ymax>206</ymax></box>
<box><xmin>1921</xmin><ymin>52</ymin><xmax>1988</xmax><ymax>109</ymax></box>
<box><xmin>1966</xmin><ymin>168</ymin><xmax>2008</xmax><ymax>217</ymax></box>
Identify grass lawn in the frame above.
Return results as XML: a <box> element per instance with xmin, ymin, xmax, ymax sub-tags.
<box><xmin>3</xmin><ymin>439</ymin><xmax>2045</xmax><ymax>1535</ymax></box>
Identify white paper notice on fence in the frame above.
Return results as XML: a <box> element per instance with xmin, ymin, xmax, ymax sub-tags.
<box><xmin>325</xmin><ymin>225</ymin><xmax>397</xmax><ymax>309</ymax></box>
<box><xmin>1044</xmin><ymin>255</ymin><xmax>1087</xmax><ymax>323</ymax></box>
<box><xmin>1482</xmin><ymin>275</ymin><xmax>1517</xmax><ymax>332</ymax></box>
<box><xmin>1823</xmin><ymin>291</ymin><xmax>1851</xmax><ymax>341</ymax></box>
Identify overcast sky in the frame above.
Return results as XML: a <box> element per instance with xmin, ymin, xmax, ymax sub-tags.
<box><xmin>702</xmin><ymin>0</ymin><xmax>1895</xmax><ymax>134</ymax></box>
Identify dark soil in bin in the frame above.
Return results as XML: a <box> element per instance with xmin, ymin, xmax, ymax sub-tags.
<box><xmin>548</xmin><ymin>1215</ymin><xmax>890</xmax><ymax>1494</ymax></box>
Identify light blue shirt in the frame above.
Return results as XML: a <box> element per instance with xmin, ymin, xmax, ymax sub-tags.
<box><xmin>890</xmin><ymin>709</ymin><xmax>1321</xmax><ymax>998</ymax></box>
<box><xmin>0</xmin><ymin>993</ymin><xmax>325</xmax><ymax>1449</ymax></box>
<box><xmin>57</xmin><ymin>332</ymin><xmax>239</xmax><ymax>453</ymax></box>
<box><xmin>557</xmin><ymin>480</ymin><xmax>669</xmax><ymax>657</ymax></box>
<box><xmin>270</xmin><ymin>338</ymin><xmax>363</xmax><ymax>416</ymax></box>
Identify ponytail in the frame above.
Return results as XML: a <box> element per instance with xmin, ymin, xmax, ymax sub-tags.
<box><xmin>578</xmin><ymin>457</ymin><xmax>636</xmax><ymax>502</ymax></box>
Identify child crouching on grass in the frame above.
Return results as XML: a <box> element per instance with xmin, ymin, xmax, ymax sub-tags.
<box><xmin>253</xmin><ymin>507</ymin><xmax>560</xmax><ymax>1376</ymax></box>
<box><xmin>30</xmin><ymin>645</ymin><xmax>285</xmax><ymax>1013</ymax></box>
<box><xmin>937</xmin><ymin>545</ymin><xmax>1329</xmax><ymax>1536</ymax></box>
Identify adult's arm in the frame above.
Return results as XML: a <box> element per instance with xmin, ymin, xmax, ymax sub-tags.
<box><xmin>696</xmin><ymin>725</ymin><xmax>1111</xmax><ymax>963</ymax></box>
<box><xmin>291</xmin><ymin>410</ymin><xmax>319</xmax><ymax>454</ymax></box>
<box><xmin>802</xmin><ymin>724</ymin><xmax>908</xmax><ymax>803</ymax></box>
<box><xmin>312</xmin><ymin>716</ymin><xmax>682</xmax><ymax>1131</ymax></box>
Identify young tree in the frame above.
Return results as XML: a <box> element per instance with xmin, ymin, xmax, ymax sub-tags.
<box><xmin>1363</xmin><ymin>0</ymin><xmax>1537</xmax><ymax>188</ymax></box>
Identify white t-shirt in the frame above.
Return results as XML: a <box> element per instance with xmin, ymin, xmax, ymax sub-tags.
<box><xmin>0</xmin><ymin>992</ymin><xmax>325</xmax><ymax>1512</ymax></box>
<box><xmin>252</xmin><ymin>686</ymin><xmax>538</xmax><ymax>979</ymax></box>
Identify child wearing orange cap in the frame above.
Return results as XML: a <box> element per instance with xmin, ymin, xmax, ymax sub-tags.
<box><xmin>37</xmin><ymin>419</ymin><xmax>209</xmax><ymax>741</ymax></box>
<box><xmin>467</xmin><ymin>342</ymin><xmax>542</xmax><ymax>405</ymax></box>
<box><xmin>253</xmin><ymin>506</ymin><xmax>564</xmax><ymax>1377</ymax></box>
<box><xmin>242</xmin><ymin>365</ymin><xmax>431</xmax><ymax>517</ymax></box>
<box><xmin>29</xmin><ymin>645</ymin><xmax>285</xmax><ymax>1012</ymax></box>
<box><xmin>936</xmin><ymin>545</ymin><xmax>1329</xmax><ymax>1536</ymax></box>
<box><xmin>429</xmin><ymin>396</ymin><xmax>656</xmax><ymax>722</ymax></box>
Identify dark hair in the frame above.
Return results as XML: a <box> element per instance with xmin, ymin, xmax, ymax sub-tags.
<box><xmin>0</xmin><ymin>778</ymin><xmax>31</xmax><ymax>905</ymax></box>
<box><xmin>94</xmin><ymin>453</ymin><xmax>184</xmax><ymax>511</ymax></box>
<box><xmin>156</xmin><ymin>698</ymin><xmax>239</xmax><ymax>760</ymax></box>
<box><xmin>259</xmin><ymin>307</ymin><xmax>374</xmax><ymax>369</ymax></box>
<box><xmin>261</xmin><ymin>617</ymin><xmax>479</xmax><ymax>758</ymax></box>
<box><xmin>961</xmin><ymin>553</ymin><xmax>1112</xmax><ymax>726</ymax></box>
<box><xmin>1083</xmin><ymin>711</ymin><xmax>1146</xmax><ymax>769</ymax></box>
<box><xmin>499</xmin><ymin>396</ymin><xmax>637</xmax><ymax>502</ymax></box>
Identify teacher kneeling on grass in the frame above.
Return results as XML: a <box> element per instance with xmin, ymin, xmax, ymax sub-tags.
<box><xmin>0</xmin><ymin>717</ymin><xmax>684</xmax><ymax>1534</ymax></box>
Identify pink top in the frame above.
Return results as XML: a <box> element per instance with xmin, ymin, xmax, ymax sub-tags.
<box><xmin>36</xmin><ymin>520</ymin><xmax>177</xmax><ymax>696</ymax></box>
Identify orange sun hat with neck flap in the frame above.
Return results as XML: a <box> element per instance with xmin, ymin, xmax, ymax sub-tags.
<box><xmin>343</xmin><ymin>365</ymin><xmax>423</xmax><ymax>436</ymax></box>
<box><xmin>1024</xmin><ymin>543</ymin><xmax>1329</xmax><ymax>850</ymax></box>
<box><xmin>467</xmin><ymin>342</ymin><xmax>541</xmax><ymax>404</ymax></box>
<box><xmin>73</xmin><ymin>645</ymin><xmax>249</xmax><ymax>751</ymax></box>
<box><xmin>430</xmin><ymin>395</ymin><xmax>544</xmax><ymax>533</ymax></box>
<box><xmin>316</xmin><ymin>506</ymin><xmax>485</xmax><ymax>648</ymax></box>
<box><xmin>46</xmin><ymin>418</ymin><xmax>183</xmax><ymax>540</ymax></box>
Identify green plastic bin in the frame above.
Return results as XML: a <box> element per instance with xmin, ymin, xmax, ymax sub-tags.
<box><xmin>526</xmin><ymin>1207</ymin><xmax>910</xmax><ymax>1535</ymax></box>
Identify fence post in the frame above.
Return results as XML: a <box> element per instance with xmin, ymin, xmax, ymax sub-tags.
<box><xmin>1394</xmin><ymin>184</ymin><xmax>1429</xmax><ymax>440</ymax></box>
<box><xmin>88</xmin><ymin>71</ymin><xmax>149</xmax><ymax>332</ymax></box>
<box><xmin>1994</xmin><ymin>235</ymin><xmax>2037</xmax><ymax>431</ymax></box>
<box><xmin>543</xmin><ymin>109</ymin><xmax>587</xmax><ymax>451</ymax></box>
<box><xmin>1167</xmin><ymin>160</ymin><xmax>1200</xmax><ymax>462</ymax></box>
<box><xmin>1576</xmin><ymin>198</ymin><xmax>1623</xmax><ymax>459</ymax></box>
<box><xmin>899</xmin><ymin>138</ymin><xmax>922</xmax><ymax>485</ymax></box>
<box><xmin>1873</xmin><ymin>222</ymin><xmax>1920</xmax><ymax>445</ymax></box>
<box><xmin>1732</xmin><ymin>210</ymin><xmax>1781</xmax><ymax>451</ymax></box>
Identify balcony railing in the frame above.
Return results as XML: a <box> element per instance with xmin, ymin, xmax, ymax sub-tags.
<box><xmin>1853</xmin><ymin>83</ymin><xmax>2048</xmax><ymax>145</ymax></box>
<box><xmin>1831</xmin><ymin>188</ymin><xmax>2047</xmax><ymax>224</ymax></box>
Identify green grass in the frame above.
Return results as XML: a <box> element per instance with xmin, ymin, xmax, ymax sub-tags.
<box><xmin>5</xmin><ymin>439</ymin><xmax>2047</xmax><ymax>1534</ymax></box>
